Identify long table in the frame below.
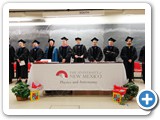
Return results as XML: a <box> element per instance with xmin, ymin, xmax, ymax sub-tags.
<box><xmin>28</xmin><ymin>63</ymin><xmax>127</xmax><ymax>91</ymax></box>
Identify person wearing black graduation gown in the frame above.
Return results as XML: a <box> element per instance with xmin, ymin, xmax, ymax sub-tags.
<box><xmin>72</xmin><ymin>37</ymin><xmax>87</xmax><ymax>63</ymax></box>
<box><xmin>58</xmin><ymin>37</ymin><xmax>72</xmax><ymax>63</ymax></box>
<box><xmin>9</xmin><ymin>44</ymin><xmax>15</xmax><ymax>84</ymax></box>
<box><xmin>15</xmin><ymin>39</ymin><xmax>29</xmax><ymax>84</ymax></box>
<box><xmin>44</xmin><ymin>39</ymin><xmax>59</xmax><ymax>62</ymax></box>
<box><xmin>120</xmin><ymin>36</ymin><xmax>137</xmax><ymax>83</ymax></box>
<box><xmin>54</xmin><ymin>37</ymin><xmax>72</xmax><ymax>95</ymax></box>
<box><xmin>103</xmin><ymin>38</ymin><xmax>119</xmax><ymax>61</ymax></box>
<box><xmin>88</xmin><ymin>37</ymin><xmax>103</xmax><ymax>62</ymax></box>
<box><xmin>29</xmin><ymin>40</ymin><xmax>44</xmax><ymax>62</ymax></box>
<box><xmin>139</xmin><ymin>46</ymin><xmax>145</xmax><ymax>84</ymax></box>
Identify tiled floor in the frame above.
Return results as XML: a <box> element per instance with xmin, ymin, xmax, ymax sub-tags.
<box><xmin>9</xmin><ymin>78</ymin><xmax>144</xmax><ymax>109</ymax></box>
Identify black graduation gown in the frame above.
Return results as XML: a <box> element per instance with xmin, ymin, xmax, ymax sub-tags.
<box><xmin>139</xmin><ymin>46</ymin><xmax>145</xmax><ymax>82</ymax></box>
<box><xmin>120</xmin><ymin>46</ymin><xmax>137</xmax><ymax>80</ymax></box>
<box><xmin>103</xmin><ymin>46</ymin><xmax>119</xmax><ymax>61</ymax></box>
<box><xmin>15</xmin><ymin>47</ymin><xmax>29</xmax><ymax>78</ymax></box>
<box><xmin>72</xmin><ymin>44</ymin><xmax>87</xmax><ymax>63</ymax></box>
<box><xmin>9</xmin><ymin>45</ymin><xmax>15</xmax><ymax>81</ymax></box>
<box><xmin>88</xmin><ymin>46</ymin><xmax>103</xmax><ymax>62</ymax></box>
<box><xmin>139</xmin><ymin>46</ymin><xmax>145</xmax><ymax>63</ymax></box>
<box><xmin>29</xmin><ymin>47</ymin><xmax>44</xmax><ymax>62</ymax></box>
<box><xmin>58</xmin><ymin>46</ymin><xmax>72</xmax><ymax>63</ymax></box>
<box><xmin>47</xmin><ymin>46</ymin><xmax>54</xmax><ymax>59</ymax></box>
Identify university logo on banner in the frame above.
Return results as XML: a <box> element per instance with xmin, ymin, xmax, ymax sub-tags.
<box><xmin>56</xmin><ymin>70</ymin><xmax>68</xmax><ymax>79</ymax></box>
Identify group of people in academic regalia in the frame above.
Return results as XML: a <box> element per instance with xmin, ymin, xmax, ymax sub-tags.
<box><xmin>9</xmin><ymin>36</ymin><xmax>145</xmax><ymax>84</ymax></box>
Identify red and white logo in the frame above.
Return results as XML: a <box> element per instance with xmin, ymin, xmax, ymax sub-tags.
<box><xmin>56</xmin><ymin>70</ymin><xmax>68</xmax><ymax>78</ymax></box>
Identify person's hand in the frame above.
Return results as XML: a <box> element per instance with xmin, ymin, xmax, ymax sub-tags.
<box><xmin>128</xmin><ymin>59</ymin><xmax>132</xmax><ymax>63</ymax></box>
<box><xmin>93</xmin><ymin>60</ymin><xmax>97</xmax><ymax>63</ymax></box>
<box><xmin>80</xmin><ymin>55</ymin><xmax>84</xmax><ymax>58</ymax></box>
<box><xmin>62</xmin><ymin>59</ymin><xmax>66</xmax><ymax>63</ymax></box>
<box><xmin>17</xmin><ymin>59</ymin><xmax>20</xmax><ymax>63</ymax></box>
<box><xmin>75</xmin><ymin>55</ymin><xmax>79</xmax><ymax>58</ymax></box>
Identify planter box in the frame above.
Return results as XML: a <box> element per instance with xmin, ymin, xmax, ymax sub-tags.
<box><xmin>16</xmin><ymin>96</ymin><xmax>28</xmax><ymax>101</ymax></box>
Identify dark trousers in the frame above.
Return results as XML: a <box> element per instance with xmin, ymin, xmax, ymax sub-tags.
<box><xmin>124</xmin><ymin>62</ymin><xmax>134</xmax><ymax>82</ymax></box>
<box><xmin>9</xmin><ymin>62</ymin><xmax>14</xmax><ymax>82</ymax></box>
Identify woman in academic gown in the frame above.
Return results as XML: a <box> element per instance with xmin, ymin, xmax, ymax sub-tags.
<box><xmin>44</xmin><ymin>39</ymin><xmax>58</xmax><ymax>62</ymax></box>
<box><xmin>72</xmin><ymin>37</ymin><xmax>87</xmax><ymax>63</ymax></box>
<box><xmin>9</xmin><ymin>44</ymin><xmax>15</xmax><ymax>84</ymax></box>
<box><xmin>15</xmin><ymin>39</ymin><xmax>29</xmax><ymax>84</ymax></box>
<box><xmin>29</xmin><ymin>40</ymin><xmax>44</xmax><ymax>62</ymax></box>
<box><xmin>58</xmin><ymin>37</ymin><xmax>72</xmax><ymax>63</ymax></box>
<box><xmin>120</xmin><ymin>36</ymin><xmax>137</xmax><ymax>83</ymax></box>
<box><xmin>103</xmin><ymin>38</ymin><xmax>119</xmax><ymax>62</ymax></box>
<box><xmin>88</xmin><ymin>37</ymin><xmax>103</xmax><ymax>62</ymax></box>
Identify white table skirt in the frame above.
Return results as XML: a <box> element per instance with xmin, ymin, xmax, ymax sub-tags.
<box><xmin>28</xmin><ymin>63</ymin><xmax>127</xmax><ymax>90</ymax></box>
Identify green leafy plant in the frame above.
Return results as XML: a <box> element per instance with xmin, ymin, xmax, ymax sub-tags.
<box><xmin>119</xmin><ymin>82</ymin><xmax>139</xmax><ymax>105</ymax></box>
<box><xmin>11</xmin><ymin>82</ymin><xmax>30</xmax><ymax>99</ymax></box>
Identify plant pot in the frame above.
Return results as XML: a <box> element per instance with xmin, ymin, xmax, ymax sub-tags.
<box><xmin>16</xmin><ymin>96</ymin><xmax>28</xmax><ymax>101</ymax></box>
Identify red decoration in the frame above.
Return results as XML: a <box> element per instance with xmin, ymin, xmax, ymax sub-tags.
<box><xmin>32</xmin><ymin>82</ymin><xmax>42</xmax><ymax>89</ymax></box>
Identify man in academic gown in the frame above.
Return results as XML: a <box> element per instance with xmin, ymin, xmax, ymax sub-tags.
<box><xmin>139</xmin><ymin>46</ymin><xmax>145</xmax><ymax>84</ymax></box>
<box><xmin>58</xmin><ymin>37</ymin><xmax>72</xmax><ymax>63</ymax></box>
<box><xmin>103</xmin><ymin>38</ymin><xmax>119</xmax><ymax>62</ymax></box>
<box><xmin>120</xmin><ymin>36</ymin><xmax>137</xmax><ymax>83</ymax></box>
<box><xmin>9</xmin><ymin>44</ymin><xmax>15</xmax><ymax>84</ymax></box>
<box><xmin>72</xmin><ymin>37</ymin><xmax>87</xmax><ymax>63</ymax></box>
<box><xmin>15</xmin><ymin>39</ymin><xmax>29</xmax><ymax>84</ymax></box>
<box><xmin>29</xmin><ymin>40</ymin><xmax>44</xmax><ymax>62</ymax></box>
<box><xmin>88</xmin><ymin>37</ymin><xmax>103</xmax><ymax>62</ymax></box>
<box><xmin>44</xmin><ymin>39</ymin><xmax>58</xmax><ymax>62</ymax></box>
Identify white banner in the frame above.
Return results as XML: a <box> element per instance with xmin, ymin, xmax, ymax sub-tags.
<box><xmin>28</xmin><ymin>63</ymin><xmax>127</xmax><ymax>90</ymax></box>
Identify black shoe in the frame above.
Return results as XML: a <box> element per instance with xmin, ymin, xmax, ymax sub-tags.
<box><xmin>16</xmin><ymin>80</ymin><xmax>22</xmax><ymax>84</ymax></box>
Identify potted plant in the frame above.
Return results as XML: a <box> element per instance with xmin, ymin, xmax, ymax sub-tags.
<box><xmin>11</xmin><ymin>82</ymin><xmax>30</xmax><ymax>101</ymax></box>
<box><xmin>119</xmin><ymin>82</ymin><xmax>139</xmax><ymax>105</ymax></box>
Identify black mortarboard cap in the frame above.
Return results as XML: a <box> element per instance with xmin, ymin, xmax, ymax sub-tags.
<box><xmin>48</xmin><ymin>39</ymin><xmax>55</xmax><ymax>43</ymax></box>
<box><xmin>75</xmin><ymin>37</ymin><xmax>81</xmax><ymax>41</ymax></box>
<box><xmin>61</xmin><ymin>37</ymin><xmax>68</xmax><ymax>41</ymax></box>
<box><xmin>91</xmin><ymin>37</ymin><xmax>99</xmax><ymax>42</ymax></box>
<box><xmin>125</xmin><ymin>36</ymin><xmax>134</xmax><ymax>41</ymax></box>
<box><xmin>108</xmin><ymin>38</ymin><xmax>116</xmax><ymax>42</ymax></box>
<box><xmin>18</xmin><ymin>39</ymin><xmax>26</xmax><ymax>43</ymax></box>
<box><xmin>32</xmin><ymin>40</ymin><xmax>40</xmax><ymax>44</ymax></box>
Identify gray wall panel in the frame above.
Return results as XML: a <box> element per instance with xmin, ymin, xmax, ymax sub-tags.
<box><xmin>9</xmin><ymin>24</ymin><xmax>145</xmax><ymax>62</ymax></box>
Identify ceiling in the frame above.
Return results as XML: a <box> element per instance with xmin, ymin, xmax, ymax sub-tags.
<box><xmin>9</xmin><ymin>9</ymin><xmax>145</xmax><ymax>18</ymax></box>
